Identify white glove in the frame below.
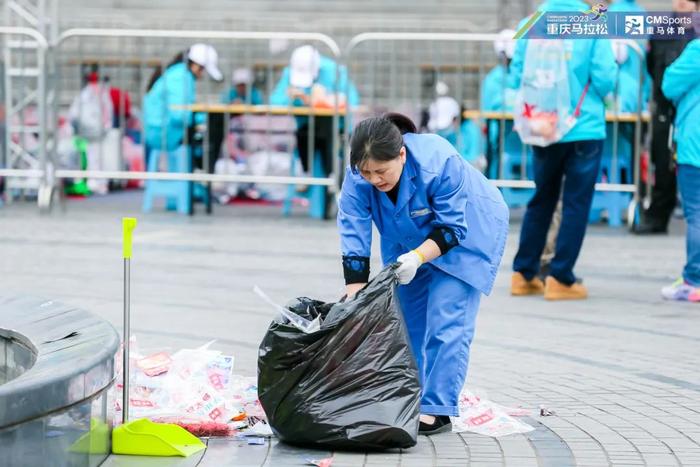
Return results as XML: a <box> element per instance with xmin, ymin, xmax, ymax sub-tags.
<box><xmin>395</xmin><ymin>250</ymin><xmax>424</xmax><ymax>285</ymax></box>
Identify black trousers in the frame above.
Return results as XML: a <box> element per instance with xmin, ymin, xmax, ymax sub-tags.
<box><xmin>644</xmin><ymin>109</ymin><xmax>677</xmax><ymax>228</ymax></box>
<box><xmin>296</xmin><ymin>117</ymin><xmax>336</xmax><ymax>176</ymax></box>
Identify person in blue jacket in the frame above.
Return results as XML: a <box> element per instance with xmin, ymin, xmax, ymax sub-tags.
<box><xmin>270</xmin><ymin>45</ymin><xmax>360</xmax><ymax>177</ymax></box>
<box><xmin>481</xmin><ymin>29</ymin><xmax>518</xmax><ymax>169</ymax></box>
<box><xmin>609</xmin><ymin>41</ymin><xmax>648</xmax><ymax>113</ymax></box>
<box><xmin>338</xmin><ymin>113</ymin><xmax>509</xmax><ymax>435</ymax></box>
<box><xmin>143</xmin><ymin>43</ymin><xmax>222</xmax><ymax>157</ymax></box>
<box><xmin>427</xmin><ymin>82</ymin><xmax>484</xmax><ymax>168</ymax></box>
<box><xmin>660</xmin><ymin>25</ymin><xmax>700</xmax><ymax>302</ymax></box>
<box><xmin>221</xmin><ymin>68</ymin><xmax>263</xmax><ymax>105</ymax></box>
<box><xmin>607</xmin><ymin>0</ymin><xmax>652</xmax><ymax>107</ymax></box>
<box><xmin>509</xmin><ymin>0</ymin><xmax>618</xmax><ymax>300</ymax></box>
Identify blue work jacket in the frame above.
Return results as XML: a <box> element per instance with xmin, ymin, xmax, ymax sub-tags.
<box><xmin>338</xmin><ymin>133</ymin><xmax>509</xmax><ymax>295</ymax></box>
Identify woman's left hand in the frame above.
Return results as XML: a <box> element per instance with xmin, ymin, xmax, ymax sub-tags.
<box><xmin>395</xmin><ymin>250</ymin><xmax>423</xmax><ymax>284</ymax></box>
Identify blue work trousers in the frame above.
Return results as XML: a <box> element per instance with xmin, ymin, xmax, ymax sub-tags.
<box><xmin>397</xmin><ymin>264</ymin><xmax>481</xmax><ymax>417</ymax></box>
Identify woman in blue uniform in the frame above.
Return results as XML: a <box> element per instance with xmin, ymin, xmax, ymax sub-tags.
<box><xmin>338</xmin><ymin>114</ymin><xmax>509</xmax><ymax>434</ymax></box>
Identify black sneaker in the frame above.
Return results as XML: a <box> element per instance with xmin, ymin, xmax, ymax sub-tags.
<box><xmin>418</xmin><ymin>415</ymin><xmax>452</xmax><ymax>435</ymax></box>
<box><xmin>631</xmin><ymin>222</ymin><xmax>668</xmax><ymax>235</ymax></box>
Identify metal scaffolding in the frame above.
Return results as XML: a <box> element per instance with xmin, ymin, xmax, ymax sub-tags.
<box><xmin>3</xmin><ymin>0</ymin><xmax>57</xmax><ymax>204</ymax></box>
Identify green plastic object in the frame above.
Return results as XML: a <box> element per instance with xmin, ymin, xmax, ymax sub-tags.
<box><xmin>122</xmin><ymin>217</ymin><xmax>137</xmax><ymax>259</ymax></box>
<box><xmin>64</xmin><ymin>137</ymin><xmax>91</xmax><ymax>196</ymax></box>
<box><xmin>69</xmin><ymin>418</ymin><xmax>110</xmax><ymax>455</ymax></box>
<box><xmin>111</xmin><ymin>419</ymin><xmax>206</xmax><ymax>457</ymax></box>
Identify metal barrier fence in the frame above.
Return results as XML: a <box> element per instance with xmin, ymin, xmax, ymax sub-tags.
<box><xmin>2</xmin><ymin>28</ymin><xmax>344</xmax><ymax>210</ymax></box>
<box><xmin>1</xmin><ymin>27</ymin><xmax>652</xmax><ymax>223</ymax></box>
<box><xmin>345</xmin><ymin>32</ymin><xmax>650</xmax><ymax>225</ymax></box>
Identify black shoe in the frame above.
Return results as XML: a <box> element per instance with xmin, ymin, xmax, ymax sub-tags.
<box><xmin>631</xmin><ymin>223</ymin><xmax>668</xmax><ymax>235</ymax></box>
<box><xmin>418</xmin><ymin>415</ymin><xmax>452</xmax><ymax>435</ymax></box>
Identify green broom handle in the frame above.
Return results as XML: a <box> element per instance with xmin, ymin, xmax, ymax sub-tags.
<box><xmin>122</xmin><ymin>218</ymin><xmax>137</xmax><ymax>424</ymax></box>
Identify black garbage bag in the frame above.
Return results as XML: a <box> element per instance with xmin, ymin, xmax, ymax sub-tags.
<box><xmin>257</xmin><ymin>265</ymin><xmax>421</xmax><ymax>450</ymax></box>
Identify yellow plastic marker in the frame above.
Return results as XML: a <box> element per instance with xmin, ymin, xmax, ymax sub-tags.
<box><xmin>122</xmin><ymin>217</ymin><xmax>137</xmax><ymax>259</ymax></box>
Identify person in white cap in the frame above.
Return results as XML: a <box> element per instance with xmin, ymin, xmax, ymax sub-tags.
<box><xmin>270</xmin><ymin>45</ymin><xmax>360</xmax><ymax>178</ymax></box>
<box><xmin>222</xmin><ymin>68</ymin><xmax>263</xmax><ymax>105</ymax></box>
<box><xmin>481</xmin><ymin>29</ymin><xmax>522</xmax><ymax>178</ymax></box>
<box><xmin>427</xmin><ymin>82</ymin><xmax>485</xmax><ymax>170</ymax></box>
<box><xmin>427</xmin><ymin>82</ymin><xmax>460</xmax><ymax>134</ymax></box>
<box><xmin>143</xmin><ymin>43</ymin><xmax>223</xmax><ymax>155</ymax></box>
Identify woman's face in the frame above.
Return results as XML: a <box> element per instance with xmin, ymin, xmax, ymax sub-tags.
<box><xmin>358</xmin><ymin>147</ymin><xmax>406</xmax><ymax>192</ymax></box>
<box><xmin>190</xmin><ymin>63</ymin><xmax>205</xmax><ymax>79</ymax></box>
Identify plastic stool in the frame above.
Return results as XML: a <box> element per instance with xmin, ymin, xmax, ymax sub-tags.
<box><xmin>142</xmin><ymin>146</ymin><xmax>192</xmax><ymax>215</ymax></box>
<box><xmin>282</xmin><ymin>149</ymin><xmax>327</xmax><ymax>219</ymax></box>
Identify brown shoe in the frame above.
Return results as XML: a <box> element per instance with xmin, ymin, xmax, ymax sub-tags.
<box><xmin>544</xmin><ymin>276</ymin><xmax>588</xmax><ymax>300</ymax></box>
<box><xmin>511</xmin><ymin>272</ymin><xmax>545</xmax><ymax>296</ymax></box>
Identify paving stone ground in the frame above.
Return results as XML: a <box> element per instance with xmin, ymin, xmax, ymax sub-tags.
<box><xmin>2</xmin><ymin>191</ymin><xmax>699</xmax><ymax>466</ymax></box>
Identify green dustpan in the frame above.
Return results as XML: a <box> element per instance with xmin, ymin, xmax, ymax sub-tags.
<box><xmin>111</xmin><ymin>218</ymin><xmax>206</xmax><ymax>457</ymax></box>
<box><xmin>69</xmin><ymin>418</ymin><xmax>110</xmax><ymax>454</ymax></box>
<box><xmin>112</xmin><ymin>419</ymin><xmax>205</xmax><ymax>457</ymax></box>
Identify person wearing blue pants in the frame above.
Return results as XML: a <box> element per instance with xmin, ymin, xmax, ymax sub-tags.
<box><xmin>660</xmin><ymin>22</ymin><xmax>700</xmax><ymax>302</ymax></box>
<box><xmin>508</xmin><ymin>0</ymin><xmax>618</xmax><ymax>300</ymax></box>
<box><xmin>337</xmin><ymin>113</ymin><xmax>509</xmax><ymax>435</ymax></box>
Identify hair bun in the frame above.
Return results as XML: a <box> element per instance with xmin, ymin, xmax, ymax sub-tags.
<box><xmin>383</xmin><ymin>112</ymin><xmax>417</xmax><ymax>135</ymax></box>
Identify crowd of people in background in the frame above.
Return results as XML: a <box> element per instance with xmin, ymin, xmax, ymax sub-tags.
<box><xmin>2</xmin><ymin>0</ymin><xmax>697</xmax><ymax>303</ymax></box>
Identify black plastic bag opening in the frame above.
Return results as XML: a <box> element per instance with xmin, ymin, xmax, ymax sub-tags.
<box><xmin>257</xmin><ymin>265</ymin><xmax>421</xmax><ymax>450</ymax></box>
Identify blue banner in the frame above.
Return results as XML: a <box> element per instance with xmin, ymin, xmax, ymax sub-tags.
<box><xmin>520</xmin><ymin>10</ymin><xmax>699</xmax><ymax>40</ymax></box>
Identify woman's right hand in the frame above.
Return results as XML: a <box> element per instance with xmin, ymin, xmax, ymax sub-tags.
<box><xmin>345</xmin><ymin>283</ymin><xmax>367</xmax><ymax>299</ymax></box>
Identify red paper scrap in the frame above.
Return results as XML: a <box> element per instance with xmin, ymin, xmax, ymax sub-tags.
<box><xmin>136</xmin><ymin>352</ymin><xmax>172</xmax><ymax>377</ymax></box>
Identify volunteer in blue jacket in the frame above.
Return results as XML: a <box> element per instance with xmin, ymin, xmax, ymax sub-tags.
<box><xmin>270</xmin><ymin>45</ymin><xmax>360</xmax><ymax>177</ymax></box>
<box><xmin>509</xmin><ymin>0</ymin><xmax>618</xmax><ymax>300</ymax></box>
<box><xmin>143</xmin><ymin>44</ymin><xmax>222</xmax><ymax>157</ymax></box>
<box><xmin>481</xmin><ymin>28</ymin><xmax>518</xmax><ymax>172</ymax></box>
<box><xmin>661</xmin><ymin>16</ymin><xmax>700</xmax><ymax>302</ymax></box>
<box><xmin>338</xmin><ymin>113</ymin><xmax>509</xmax><ymax>435</ymax></box>
<box><xmin>607</xmin><ymin>0</ymin><xmax>652</xmax><ymax>107</ymax></box>
<box><xmin>427</xmin><ymin>82</ymin><xmax>484</xmax><ymax>167</ymax></box>
<box><xmin>222</xmin><ymin>68</ymin><xmax>263</xmax><ymax>105</ymax></box>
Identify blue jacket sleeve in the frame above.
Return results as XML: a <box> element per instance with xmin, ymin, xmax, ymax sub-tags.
<box><xmin>337</xmin><ymin>170</ymin><xmax>373</xmax><ymax>258</ymax></box>
<box><xmin>508</xmin><ymin>16</ymin><xmax>529</xmax><ymax>90</ymax></box>
<box><xmin>252</xmin><ymin>88</ymin><xmax>264</xmax><ymax>105</ymax></box>
<box><xmin>662</xmin><ymin>41</ymin><xmax>700</xmax><ymax>105</ymax></box>
<box><xmin>165</xmin><ymin>68</ymin><xmax>194</xmax><ymax>130</ymax></box>
<box><xmin>338</xmin><ymin>170</ymin><xmax>373</xmax><ymax>283</ymax></box>
<box><xmin>429</xmin><ymin>155</ymin><xmax>469</xmax><ymax>243</ymax></box>
<box><xmin>269</xmin><ymin>67</ymin><xmax>291</xmax><ymax>105</ymax></box>
<box><xmin>508</xmin><ymin>39</ymin><xmax>526</xmax><ymax>89</ymax></box>
<box><xmin>481</xmin><ymin>69</ymin><xmax>498</xmax><ymax>111</ymax></box>
<box><xmin>220</xmin><ymin>89</ymin><xmax>234</xmax><ymax>104</ymax></box>
<box><xmin>590</xmin><ymin>39</ymin><xmax>618</xmax><ymax>98</ymax></box>
<box><xmin>347</xmin><ymin>80</ymin><xmax>360</xmax><ymax>106</ymax></box>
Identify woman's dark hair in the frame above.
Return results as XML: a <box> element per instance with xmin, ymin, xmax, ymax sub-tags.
<box><xmin>146</xmin><ymin>51</ymin><xmax>193</xmax><ymax>92</ymax></box>
<box><xmin>350</xmin><ymin>113</ymin><xmax>417</xmax><ymax>171</ymax></box>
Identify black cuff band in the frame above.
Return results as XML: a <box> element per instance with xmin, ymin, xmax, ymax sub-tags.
<box><xmin>427</xmin><ymin>226</ymin><xmax>459</xmax><ymax>255</ymax></box>
<box><xmin>342</xmin><ymin>256</ymin><xmax>370</xmax><ymax>284</ymax></box>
